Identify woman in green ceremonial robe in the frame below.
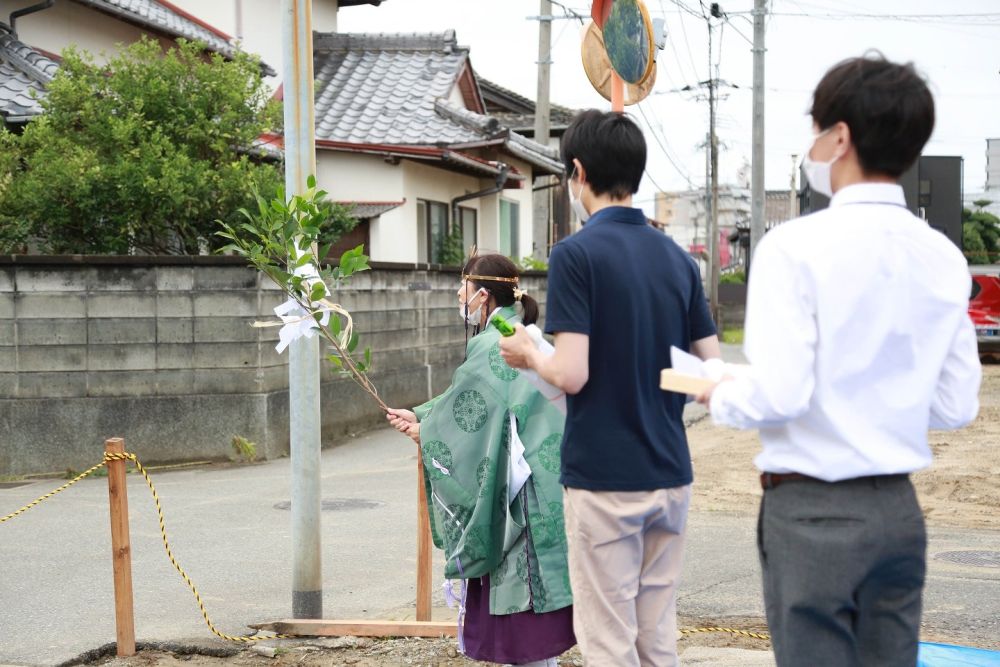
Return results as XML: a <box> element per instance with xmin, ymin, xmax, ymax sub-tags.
<box><xmin>386</xmin><ymin>254</ymin><xmax>575</xmax><ymax>667</ymax></box>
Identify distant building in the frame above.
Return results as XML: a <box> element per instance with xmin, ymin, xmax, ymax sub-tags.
<box><xmin>987</xmin><ymin>137</ymin><xmax>1000</xmax><ymax>192</ymax></box>
<box><xmin>800</xmin><ymin>155</ymin><xmax>963</xmax><ymax>250</ymax></box>
<box><xmin>967</xmin><ymin>138</ymin><xmax>1000</xmax><ymax>219</ymax></box>
<box><xmin>655</xmin><ymin>187</ymin><xmax>755</xmax><ymax>273</ymax></box>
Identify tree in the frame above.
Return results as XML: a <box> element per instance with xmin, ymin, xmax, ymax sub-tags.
<box><xmin>973</xmin><ymin>199</ymin><xmax>993</xmax><ymax>211</ymax></box>
<box><xmin>216</xmin><ymin>177</ymin><xmax>381</xmax><ymax>407</ymax></box>
<box><xmin>962</xmin><ymin>206</ymin><xmax>1000</xmax><ymax>264</ymax></box>
<box><xmin>0</xmin><ymin>37</ymin><xmax>289</xmax><ymax>255</ymax></box>
<box><xmin>436</xmin><ymin>226</ymin><xmax>466</xmax><ymax>266</ymax></box>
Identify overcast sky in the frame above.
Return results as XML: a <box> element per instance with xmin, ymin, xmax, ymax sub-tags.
<box><xmin>337</xmin><ymin>0</ymin><xmax>1000</xmax><ymax>216</ymax></box>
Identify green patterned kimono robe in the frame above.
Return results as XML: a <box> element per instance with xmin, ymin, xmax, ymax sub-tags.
<box><xmin>414</xmin><ymin>306</ymin><xmax>572</xmax><ymax>616</ymax></box>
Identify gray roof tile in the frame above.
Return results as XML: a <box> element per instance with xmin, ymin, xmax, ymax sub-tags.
<box><xmin>311</xmin><ymin>30</ymin><xmax>563</xmax><ymax>175</ymax></box>
<box><xmin>0</xmin><ymin>31</ymin><xmax>57</xmax><ymax>122</ymax></box>
<box><xmin>72</xmin><ymin>0</ymin><xmax>234</xmax><ymax>58</ymax></box>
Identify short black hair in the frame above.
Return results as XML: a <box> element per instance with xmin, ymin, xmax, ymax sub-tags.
<box><xmin>810</xmin><ymin>52</ymin><xmax>934</xmax><ymax>178</ymax></box>
<box><xmin>560</xmin><ymin>110</ymin><xmax>646</xmax><ymax>198</ymax></box>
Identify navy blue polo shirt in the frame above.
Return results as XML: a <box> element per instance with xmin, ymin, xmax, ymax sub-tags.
<box><xmin>545</xmin><ymin>206</ymin><xmax>717</xmax><ymax>491</ymax></box>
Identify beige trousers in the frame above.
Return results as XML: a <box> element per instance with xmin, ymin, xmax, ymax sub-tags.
<box><xmin>563</xmin><ymin>485</ymin><xmax>692</xmax><ymax>667</ymax></box>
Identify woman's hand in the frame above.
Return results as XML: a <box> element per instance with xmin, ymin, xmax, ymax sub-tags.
<box><xmin>386</xmin><ymin>408</ymin><xmax>417</xmax><ymax>433</ymax></box>
<box><xmin>405</xmin><ymin>422</ymin><xmax>421</xmax><ymax>446</ymax></box>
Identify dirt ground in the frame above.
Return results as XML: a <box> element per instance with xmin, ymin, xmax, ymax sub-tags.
<box><xmin>75</xmin><ymin>619</ymin><xmax>773</xmax><ymax>667</ymax></box>
<box><xmin>688</xmin><ymin>364</ymin><xmax>1000</xmax><ymax>531</ymax></box>
<box><xmin>78</xmin><ymin>367</ymin><xmax>999</xmax><ymax>666</ymax></box>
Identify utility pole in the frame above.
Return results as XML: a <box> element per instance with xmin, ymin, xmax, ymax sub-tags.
<box><xmin>532</xmin><ymin>0</ymin><xmax>552</xmax><ymax>259</ymax></box>
<box><xmin>707</xmin><ymin>19</ymin><xmax>721</xmax><ymax>324</ymax></box>
<box><xmin>750</xmin><ymin>0</ymin><xmax>767</xmax><ymax>260</ymax></box>
<box><xmin>282</xmin><ymin>0</ymin><xmax>322</xmax><ymax>620</ymax></box>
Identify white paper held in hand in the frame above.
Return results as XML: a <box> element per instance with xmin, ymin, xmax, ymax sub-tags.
<box><xmin>519</xmin><ymin>324</ymin><xmax>567</xmax><ymax>414</ymax></box>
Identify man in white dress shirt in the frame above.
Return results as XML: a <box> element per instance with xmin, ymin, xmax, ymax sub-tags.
<box><xmin>698</xmin><ymin>54</ymin><xmax>981</xmax><ymax>666</ymax></box>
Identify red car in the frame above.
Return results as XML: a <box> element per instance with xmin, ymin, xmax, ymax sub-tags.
<box><xmin>970</xmin><ymin>267</ymin><xmax>1000</xmax><ymax>353</ymax></box>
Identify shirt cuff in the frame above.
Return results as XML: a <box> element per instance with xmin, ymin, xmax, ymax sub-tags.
<box><xmin>709</xmin><ymin>379</ymin><xmax>743</xmax><ymax>428</ymax></box>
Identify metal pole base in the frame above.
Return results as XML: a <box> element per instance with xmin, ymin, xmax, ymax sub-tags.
<box><xmin>293</xmin><ymin>590</ymin><xmax>323</xmax><ymax>619</ymax></box>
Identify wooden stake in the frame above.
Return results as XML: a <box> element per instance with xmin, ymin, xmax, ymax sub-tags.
<box><xmin>105</xmin><ymin>437</ymin><xmax>136</xmax><ymax>657</ymax></box>
<box><xmin>415</xmin><ymin>452</ymin><xmax>432</xmax><ymax>621</ymax></box>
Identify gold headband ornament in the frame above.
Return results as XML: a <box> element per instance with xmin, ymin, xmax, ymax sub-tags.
<box><xmin>462</xmin><ymin>274</ymin><xmax>519</xmax><ymax>285</ymax></box>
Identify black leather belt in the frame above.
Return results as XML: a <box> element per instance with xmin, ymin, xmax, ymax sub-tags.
<box><xmin>759</xmin><ymin>472</ymin><xmax>815</xmax><ymax>489</ymax></box>
<box><xmin>760</xmin><ymin>472</ymin><xmax>909</xmax><ymax>490</ymax></box>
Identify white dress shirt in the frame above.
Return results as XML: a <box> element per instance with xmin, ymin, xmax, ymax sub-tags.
<box><xmin>710</xmin><ymin>183</ymin><xmax>981</xmax><ymax>482</ymax></box>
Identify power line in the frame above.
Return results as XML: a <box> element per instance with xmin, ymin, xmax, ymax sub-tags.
<box><xmin>637</xmin><ymin>103</ymin><xmax>696</xmax><ymax>188</ymax></box>
<box><xmin>659</xmin><ymin>0</ymin><xmax>700</xmax><ymax>86</ymax></box>
<box><xmin>741</xmin><ymin>11</ymin><xmax>1000</xmax><ymax>22</ymax></box>
<box><xmin>644</xmin><ymin>168</ymin><xmax>669</xmax><ymax>195</ymax></box>
<box><xmin>671</xmin><ymin>0</ymin><xmax>705</xmax><ymax>82</ymax></box>
<box><xmin>661</xmin><ymin>0</ymin><xmax>704</xmax><ymax>19</ymax></box>
<box><xmin>549</xmin><ymin>0</ymin><xmax>587</xmax><ymax>23</ymax></box>
<box><xmin>722</xmin><ymin>16</ymin><xmax>754</xmax><ymax>45</ymax></box>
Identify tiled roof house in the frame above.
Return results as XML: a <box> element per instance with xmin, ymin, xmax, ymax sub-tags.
<box><xmin>274</xmin><ymin>30</ymin><xmax>565</xmax><ymax>264</ymax></box>
<box><xmin>0</xmin><ymin>0</ymin><xmax>272</xmax><ymax>127</ymax></box>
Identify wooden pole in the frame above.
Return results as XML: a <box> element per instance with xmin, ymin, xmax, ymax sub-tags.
<box><xmin>415</xmin><ymin>453</ymin><xmax>433</xmax><ymax>621</ymax></box>
<box><xmin>611</xmin><ymin>72</ymin><xmax>625</xmax><ymax>112</ymax></box>
<box><xmin>105</xmin><ymin>437</ymin><xmax>136</xmax><ymax>657</ymax></box>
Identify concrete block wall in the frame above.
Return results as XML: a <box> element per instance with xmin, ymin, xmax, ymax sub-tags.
<box><xmin>0</xmin><ymin>257</ymin><xmax>548</xmax><ymax>475</ymax></box>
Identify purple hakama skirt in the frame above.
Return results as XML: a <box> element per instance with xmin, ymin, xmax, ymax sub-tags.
<box><xmin>461</xmin><ymin>575</ymin><xmax>576</xmax><ymax>664</ymax></box>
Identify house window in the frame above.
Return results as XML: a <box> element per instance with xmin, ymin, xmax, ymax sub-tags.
<box><xmin>417</xmin><ymin>199</ymin><xmax>449</xmax><ymax>263</ymax></box>
<box><xmin>499</xmin><ymin>199</ymin><xmax>520</xmax><ymax>257</ymax></box>
<box><xmin>458</xmin><ymin>206</ymin><xmax>477</xmax><ymax>257</ymax></box>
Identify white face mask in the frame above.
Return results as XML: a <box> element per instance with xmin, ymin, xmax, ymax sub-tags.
<box><xmin>801</xmin><ymin>127</ymin><xmax>841</xmax><ymax>198</ymax></box>
<box><xmin>460</xmin><ymin>287</ymin><xmax>487</xmax><ymax>325</ymax></box>
<box><xmin>568</xmin><ymin>167</ymin><xmax>591</xmax><ymax>223</ymax></box>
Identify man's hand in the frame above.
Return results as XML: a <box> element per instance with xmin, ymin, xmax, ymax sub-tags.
<box><xmin>405</xmin><ymin>422</ymin><xmax>421</xmax><ymax>445</ymax></box>
<box><xmin>386</xmin><ymin>408</ymin><xmax>417</xmax><ymax>433</ymax></box>
<box><xmin>499</xmin><ymin>324</ymin><xmax>537</xmax><ymax>370</ymax></box>
<box><xmin>696</xmin><ymin>376</ymin><xmax>734</xmax><ymax>406</ymax></box>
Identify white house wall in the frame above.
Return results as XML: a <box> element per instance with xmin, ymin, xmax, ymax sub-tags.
<box><xmin>166</xmin><ymin>0</ymin><xmax>338</xmax><ymax>88</ymax></box>
<box><xmin>400</xmin><ymin>160</ymin><xmax>483</xmax><ymax>261</ymax></box>
<box><xmin>313</xmin><ymin>152</ymin><xmax>539</xmax><ymax>263</ymax></box>
<box><xmin>501</xmin><ymin>156</ymin><xmax>535</xmax><ymax>259</ymax></box>
<box><xmin>10</xmin><ymin>1</ymin><xmax>174</xmax><ymax>63</ymax></box>
<box><xmin>315</xmin><ymin>150</ymin><xmax>405</xmax><ymax>260</ymax></box>
<box><xmin>447</xmin><ymin>81</ymin><xmax>466</xmax><ymax>109</ymax></box>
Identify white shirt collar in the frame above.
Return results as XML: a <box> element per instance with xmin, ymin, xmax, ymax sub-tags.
<box><xmin>829</xmin><ymin>182</ymin><xmax>907</xmax><ymax>208</ymax></box>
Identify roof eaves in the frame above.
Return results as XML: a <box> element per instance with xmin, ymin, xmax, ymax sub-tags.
<box><xmin>501</xmin><ymin>137</ymin><xmax>564</xmax><ymax>176</ymax></box>
<box><xmin>68</xmin><ymin>0</ymin><xmax>276</xmax><ymax>76</ymax></box>
<box><xmin>337</xmin><ymin>200</ymin><xmax>406</xmax><ymax>219</ymax></box>
<box><xmin>441</xmin><ymin>150</ymin><xmax>525</xmax><ymax>180</ymax></box>
<box><xmin>478</xmin><ymin>75</ymin><xmax>578</xmax><ymax>120</ymax></box>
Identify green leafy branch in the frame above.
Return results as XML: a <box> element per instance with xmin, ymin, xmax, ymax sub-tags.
<box><xmin>216</xmin><ymin>176</ymin><xmax>386</xmax><ymax>411</ymax></box>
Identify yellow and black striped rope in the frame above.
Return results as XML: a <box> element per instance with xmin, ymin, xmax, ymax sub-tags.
<box><xmin>1</xmin><ymin>461</ymin><xmax>107</xmax><ymax>524</ymax></box>
<box><xmin>5</xmin><ymin>453</ymin><xmax>771</xmax><ymax>646</ymax></box>
<box><xmin>2</xmin><ymin>451</ymin><xmax>286</xmax><ymax>643</ymax></box>
<box><xmin>681</xmin><ymin>626</ymin><xmax>772</xmax><ymax>641</ymax></box>
<box><xmin>123</xmin><ymin>453</ymin><xmax>288</xmax><ymax>643</ymax></box>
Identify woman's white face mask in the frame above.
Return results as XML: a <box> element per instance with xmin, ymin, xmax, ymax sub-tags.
<box><xmin>458</xmin><ymin>284</ymin><xmax>488</xmax><ymax>325</ymax></box>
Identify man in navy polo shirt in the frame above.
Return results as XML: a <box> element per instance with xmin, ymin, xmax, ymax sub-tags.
<box><xmin>501</xmin><ymin>110</ymin><xmax>720</xmax><ymax>666</ymax></box>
